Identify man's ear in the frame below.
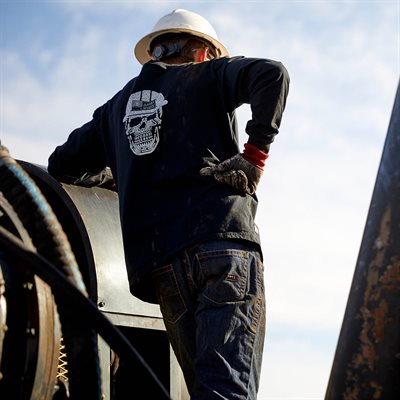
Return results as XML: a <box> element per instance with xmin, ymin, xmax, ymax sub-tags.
<box><xmin>194</xmin><ymin>47</ymin><xmax>210</xmax><ymax>62</ymax></box>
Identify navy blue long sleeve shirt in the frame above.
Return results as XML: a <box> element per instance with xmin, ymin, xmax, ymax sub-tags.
<box><xmin>48</xmin><ymin>56</ymin><xmax>289</xmax><ymax>302</ymax></box>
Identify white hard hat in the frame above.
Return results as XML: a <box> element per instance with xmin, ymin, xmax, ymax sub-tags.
<box><xmin>134</xmin><ymin>9</ymin><xmax>229</xmax><ymax>64</ymax></box>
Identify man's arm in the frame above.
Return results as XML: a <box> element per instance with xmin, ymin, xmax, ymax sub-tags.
<box><xmin>223</xmin><ymin>56</ymin><xmax>290</xmax><ymax>152</ymax></box>
<box><xmin>48</xmin><ymin>119</ymin><xmax>109</xmax><ymax>186</ymax></box>
<box><xmin>201</xmin><ymin>57</ymin><xmax>290</xmax><ymax>194</ymax></box>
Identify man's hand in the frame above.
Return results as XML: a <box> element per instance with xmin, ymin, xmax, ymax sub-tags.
<box><xmin>200</xmin><ymin>143</ymin><xmax>268</xmax><ymax>195</ymax></box>
<box><xmin>72</xmin><ymin>167</ymin><xmax>117</xmax><ymax>191</ymax></box>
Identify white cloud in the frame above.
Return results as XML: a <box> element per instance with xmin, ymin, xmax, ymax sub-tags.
<box><xmin>1</xmin><ymin>19</ymin><xmax>141</xmax><ymax>163</ymax></box>
<box><xmin>0</xmin><ymin>134</ymin><xmax>57</xmax><ymax>166</ymax></box>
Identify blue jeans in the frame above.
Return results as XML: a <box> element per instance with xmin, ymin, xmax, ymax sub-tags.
<box><xmin>152</xmin><ymin>240</ymin><xmax>266</xmax><ymax>400</ymax></box>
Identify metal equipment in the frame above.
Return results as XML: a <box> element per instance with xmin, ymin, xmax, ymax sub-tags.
<box><xmin>325</xmin><ymin>81</ymin><xmax>400</xmax><ymax>398</ymax></box>
<box><xmin>0</xmin><ymin>149</ymin><xmax>189</xmax><ymax>399</ymax></box>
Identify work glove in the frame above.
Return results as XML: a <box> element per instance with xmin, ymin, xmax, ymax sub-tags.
<box><xmin>200</xmin><ymin>143</ymin><xmax>268</xmax><ymax>195</ymax></box>
<box><xmin>72</xmin><ymin>167</ymin><xmax>117</xmax><ymax>191</ymax></box>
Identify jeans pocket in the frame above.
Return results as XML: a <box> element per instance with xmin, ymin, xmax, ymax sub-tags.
<box><xmin>197</xmin><ymin>249</ymin><xmax>249</xmax><ymax>303</ymax></box>
<box><xmin>152</xmin><ymin>264</ymin><xmax>187</xmax><ymax>324</ymax></box>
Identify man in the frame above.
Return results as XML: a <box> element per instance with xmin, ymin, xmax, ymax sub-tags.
<box><xmin>48</xmin><ymin>8</ymin><xmax>289</xmax><ymax>399</ymax></box>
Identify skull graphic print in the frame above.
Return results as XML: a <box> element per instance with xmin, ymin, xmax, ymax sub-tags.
<box><xmin>123</xmin><ymin>90</ymin><xmax>168</xmax><ymax>155</ymax></box>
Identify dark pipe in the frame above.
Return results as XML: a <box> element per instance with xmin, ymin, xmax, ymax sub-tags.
<box><xmin>325</xmin><ymin>81</ymin><xmax>400</xmax><ymax>399</ymax></box>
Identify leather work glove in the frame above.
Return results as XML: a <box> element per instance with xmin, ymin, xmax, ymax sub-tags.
<box><xmin>200</xmin><ymin>143</ymin><xmax>268</xmax><ymax>195</ymax></box>
<box><xmin>72</xmin><ymin>167</ymin><xmax>117</xmax><ymax>191</ymax></box>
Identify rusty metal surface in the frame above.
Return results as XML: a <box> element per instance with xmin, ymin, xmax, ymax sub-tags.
<box><xmin>325</xmin><ymin>82</ymin><xmax>400</xmax><ymax>399</ymax></box>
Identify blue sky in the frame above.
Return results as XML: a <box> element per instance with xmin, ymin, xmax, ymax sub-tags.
<box><xmin>1</xmin><ymin>1</ymin><xmax>399</xmax><ymax>399</ymax></box>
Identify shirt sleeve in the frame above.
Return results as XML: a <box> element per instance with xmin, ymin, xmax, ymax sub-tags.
<box><xmin>217</xmin><ymin>56</ymin><xmax>290</xmax><ymax>152</ymax></box>
<box><xmin>47</xmin><ymin>115</ymin><xmax>108</xmax><ymax>183</ymax></box>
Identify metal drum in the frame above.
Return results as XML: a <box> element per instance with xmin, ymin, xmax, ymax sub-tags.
<box><xmin>0</xmin><ymin>158</ymin><xmax>188</xmax><ymax>399</ymax></box>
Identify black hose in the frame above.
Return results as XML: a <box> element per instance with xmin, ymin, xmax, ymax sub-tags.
<box><xmin>0</xmin><ymin>146</ymin><xmax>101</xmax><ymax>399</ymax></box>
<box><xmin>0</xmin><ymin>226</ymin><xmax>171</xmax><ymax>399</ymax></box>
<box><xmin>0</xmin><ymin>146</ymin><xmax>86</xmax><ymax>292</ymax></box>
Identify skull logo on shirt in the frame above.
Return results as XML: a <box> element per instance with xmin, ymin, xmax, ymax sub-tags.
<box><xmin>123</xmin><ymin>90</ymin><xmax>168</xmax><ymax>155</ymax></box>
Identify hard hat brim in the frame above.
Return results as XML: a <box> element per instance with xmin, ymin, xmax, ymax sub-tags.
<box><xmin>134</xmin><ymin>28</ymin><xmax>229</xmax><ymax>65</ymax></box>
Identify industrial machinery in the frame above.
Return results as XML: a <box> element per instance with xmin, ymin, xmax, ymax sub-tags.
<box><xmin>0</xmin><ymin>147</ymin><xmax>189</xmax><ymax>399</ymax></box>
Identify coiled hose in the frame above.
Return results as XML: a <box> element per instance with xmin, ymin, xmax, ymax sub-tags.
<box><xmin>0</xmin><ymin>145</ymin><xmax>102</xmax><ymax>399</ymax></box>
<box><xmin>0</xmin><ymin>146</ymin><xmax>170</xmax><ymax>399</ymax></box>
